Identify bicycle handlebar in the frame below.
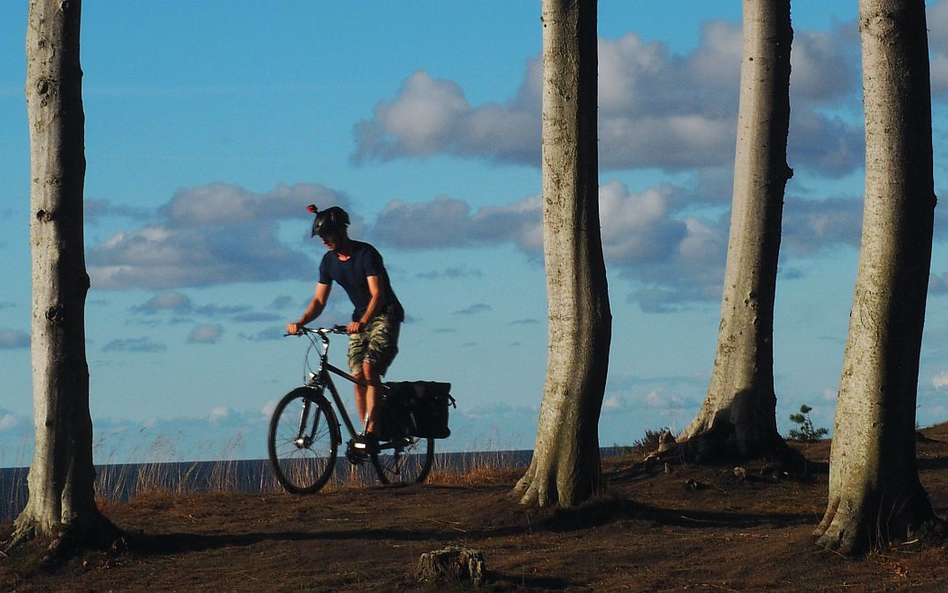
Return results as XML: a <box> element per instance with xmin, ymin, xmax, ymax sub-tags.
<box><xmin>284</xmin><ymin>325</ymin><xmax>349</xmax><ymax>337</ymax></box>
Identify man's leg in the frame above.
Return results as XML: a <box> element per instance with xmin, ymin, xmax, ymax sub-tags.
<box><xmin>349</xmin><ymin>331</ymin><xmax>370</xmax><ymax>430</ymax></box>
<box><xmin>352</xmin><ymin>369</ymin><xmax>368</xmax><ymax>429</ymax></box>
<box><xmin>362</xmin><ymin>362</ymin><xmax>381</xmax><ymax>435</ymax></box>
<box><xmin>349</xmin><ymin>314</ymin><xmax>399</xmax><ymax>437</ymax></box>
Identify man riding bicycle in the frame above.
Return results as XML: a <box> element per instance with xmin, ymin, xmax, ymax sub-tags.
<box><xmin>286</xmin><ymin>205</ymin><xmax>404</xmax><ymax>454</ymax></box>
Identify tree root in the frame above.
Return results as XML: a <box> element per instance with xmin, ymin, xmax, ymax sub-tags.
<box><xmin>605</xmin><ymin>453</ymin><xmax>670</xmax><ymax>484</ymax></box>
<box><xmin>511</xmin><ymin>466</ymin><xmax>561</xmax><ymax>508</ymax></box>
<box><xmin>512</xmin><ymin>456</ymin><xmax>602</xmax><ymax>508</ymax></box>
<box><xmin>607</xmin><ymin>431</ymin><xmax>826</xmax><ymax>485</ymax></box>
<box><xmin>509</xmin><ymin>465</ymin><xmax>535</xmax><ymax>504</ymax></box>
<box><xmin>816</xmin><ymin>495</ymin><xmax>947</xmax><ymax>556</ymax></box>
<box><xmin>2</xmin><ymin>513</ymin><xmax>125</xmax><ymax>572</ymax></box>
<box><xmin>2</xmin><ymin>524</ymin><xmax>37</xmax><ymax>556</ymax></box>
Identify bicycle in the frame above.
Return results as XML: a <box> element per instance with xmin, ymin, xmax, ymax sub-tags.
<box><xmin>267</xmin><ymin>325</ymin><xmax>435</xmax><ymax>494</ymax></box>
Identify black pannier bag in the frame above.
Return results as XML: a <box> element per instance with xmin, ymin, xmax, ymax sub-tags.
<box><xmin>381</xmin><ymin>381</ymin><xmax>455</xmax><ymax>439</ymax></box>
<box><xmin>375</xmin><ymin>387</ymin><xmax>411</xmax><ymax>440</ymax></box>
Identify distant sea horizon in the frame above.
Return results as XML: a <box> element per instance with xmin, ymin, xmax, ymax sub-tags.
<box><xmin>0</xmin><ymin>447</ymin><xmax>631</xmax><ymax>523</ymax></box>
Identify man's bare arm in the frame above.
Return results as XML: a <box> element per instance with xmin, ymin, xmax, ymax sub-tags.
<box><xmin>348</xmin><ymin>275</ymin><xmax>385</xmax><ymax>333</ymax></box>
<box><xmin>287</xmin><ymin>283</ymin><xmax>331</xmax><ymax>334</ymax></box>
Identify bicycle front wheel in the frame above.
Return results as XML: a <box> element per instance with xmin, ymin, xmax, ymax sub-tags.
<box><xmin>371</xmin><ymin>436</ymin><xmax>434</xmax><ymax>485</ymax></box>
<box><xmin>268</xmin><ymin>387</ymin><xmax>340</xmax><ymax>494</ymax></box>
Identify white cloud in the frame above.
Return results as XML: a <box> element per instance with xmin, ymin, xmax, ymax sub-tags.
<box><xmin>188</xmin><ymin>324</ymin><xmax>223</xmax><ymax>344</ymax></box>
<box><xmin>85</xmin><ymin>198</ymin><xmax>153</xmax><ymax>223</ymax></box>
<box><xmin>88</xmin><ymin>183</ymin><xmax>349</xmax><ymax>290</ymax></box>
<box><xmin>371</xmin><ymin>195</ymin><xmax>542</xmax><ymax>250</ymax></box>
<box><xmin>89</xmin><ymin>221</ymin><xmax>311</xmax><ymax>290</ymax></box>
<box><xmin>370</xmin><ymin>183</ymin><xmax>724</xmax><ymax>311</ymax></box>
<box><xmin>0</xmin><ymin>414</ymin><xmax>21</xmax><ymax>431</ymax></box>
<box><xmin>373</xmin><ymin>182</ymin><xmax>718</xmax><ymax>266</ymax></box>
<box><xmin>238</xmin><ymin>327</ymin><xmax>285</xmax><ymax>342</ymax></box>
<box><xmin>102</xmin><ymin>337</ymin><xmax>168</xmax><ymax>353</ymax></box>
<box><xmin>416</xmin><ymin>265</ymin><xmax>482</xmax><ymax>280</ymax></box>
<box><xmin>260</xmin><ymin>400</ymin><xmax>277</xmax><ymax>420</ymax></box>
<box><xmin>132</xmin><ymin>291</ymin><xmax>194</xmax><ymax>314</ymax></box>
<box><xmin>352</xmin><ymin>70</ymin><xmax>539</xmax><ymax>166</ymax></box>
<box><xmin>370</xmin><ymin>170</ymin><xmax>878</xmax><ymax>311</ymax></box>
<box><xmin>599</xmin><ymin>183</ymin><xmax>688</xmax><ymax>264</ymax></box>
<box><xmin>933</xmin><ymin>52</ymin><xmax>948</xmax><ymax>95</ymax></box>
<box><xmin>602</xmin><ymin>394</ymin><xmax>627</xmax><ymax>411</ymax></box>
<box><xmin>209</xmin><ymin>406</ymin><xmax>231</xmax><ymax>424</ymax></box>
<box><xmin>643</xmin><ymin>389</ymin><xmax>685</xmax><ymax>409</ymax></box>
<box><xmin>360</xmin><ymin>72</ymin><xmax>468</xmax><ymax>154</ymax></box>
<box><xmin>930</xmin><ymin>273</ymin><xmax>948</xmax><ymax>296</ymax></box>
<box><xmin>453</xmin><ymin>303</ymin><xmax>492</xmax><ymax>316</ymax></box>
<box><xmin>677</xmin><ymin>218</ymin><xmax>721</xmax><ymax>264</ymax></box>
<box><xmin>933</xmin><ymin>371</ymin><xmax>948</xmax><ymax>389</ymax></box>
<box><xmin>930</xmin><ymin>1</ymin><xmax>948</xmax><ymax>94</ymax></box>
<box><xmin>0</xmin><ymin>329</ymin><xmax>29</xmax><ymax>350</ymax></box>
<box><xmin>787</xmin><ymin>28</ymin><xmax>859</xmax><ymax>103</ymax></box>
<box><xmin>352</xmin><ymin>21</ymin><xmax>864</xmax><ymax>176</ymax></box>
<box><xmin>600</xmin><ymin>115</ymin><xmax>735</xmax><ymax>171</ymax></box>
<box><xmin>687</xmin><ymin>21</ymin><xmax>743</xmax><ymax>91</ymax></box>
<box><xmin>163</xmin><ymin>183</ymin><xmax>346</xmax><ymax>227</ymax></box>
<box><xmin>232</xmin><ymin>312</ymin><xmax>281</xmax><ymax>323</ymax></box>
<box><xmin>129</xmin><ymin>292</ymin><xmax>283</xmax><ymax>328</ymax></box>
<box><xmin>269</xmin><ymin>295</ymin><xmax>297</xmax><ymax>310</ymax></box>
<box><xmin>781</xmin><ymin>195</ymin><xmax>863</xmax><ymax>255</ymax></box>
<box><xmin>787</xmin><ymin>111</ymin><xmax>864</xmax><ymax>179</ymax></box>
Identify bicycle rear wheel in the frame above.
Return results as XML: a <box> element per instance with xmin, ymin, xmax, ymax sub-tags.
<box><xmin>268</xmin><ymin>387</ymin><xmax>340</xmax><ymax>494</ymax></box>
<box><xmin>371</xmin><ymin>436</ymin><xmax>434</xmax><ymax>485</ymax></box>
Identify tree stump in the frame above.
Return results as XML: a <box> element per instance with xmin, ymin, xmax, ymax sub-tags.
<box><xmin>416</xmin><ymin>546</ymin><xmax>486</xmax><ymax>586</ymax></box>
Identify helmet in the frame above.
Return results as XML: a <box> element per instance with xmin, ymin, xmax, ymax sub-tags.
<box><xmin>308</xmin><ymin>205</ymin><xmax>350</xmax><ymax>237</ymax></box>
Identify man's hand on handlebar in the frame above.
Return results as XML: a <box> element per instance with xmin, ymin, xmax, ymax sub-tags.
<box><xmin>284</xmin><ymin>324</ymin><xmax>352</xmax><ymax>337</ymax></box>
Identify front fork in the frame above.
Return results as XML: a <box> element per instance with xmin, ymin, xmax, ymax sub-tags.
<box><xmin>295</xmin><ymin>388</ymin><xmax>325</xmax><ymax>448</ymax></box>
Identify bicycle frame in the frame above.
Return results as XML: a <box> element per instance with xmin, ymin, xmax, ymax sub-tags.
<box><xmin>305</xmin><ymin>328</ymin><xmax>367</xmax><ymax>441</ymax></box>
<box><xmin>303</xmin><ymin>327</ymin><xmax>415</xmax><ymax>452</ymax></box>
<box><xmin>316</xmin><ymin>368</ymin><xmax>362</xmax><ymax>441</ymax></box>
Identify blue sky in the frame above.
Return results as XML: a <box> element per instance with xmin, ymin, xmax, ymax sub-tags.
<box><xmin>2</xmin><ymin>1</ymin><xmax>948</xmax><ymax>466</ymax></box>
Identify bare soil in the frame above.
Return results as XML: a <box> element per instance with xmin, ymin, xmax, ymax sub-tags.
<box><xmin>5</xmin><ymin>426</ymin><xmax>948</xmax><ymax>592</ymax></box>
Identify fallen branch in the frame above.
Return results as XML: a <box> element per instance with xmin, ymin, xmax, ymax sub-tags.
<box><xmin>428</xmin><ymin>518</ymin><xmax>467</xmax><ymax>533</ymax></box>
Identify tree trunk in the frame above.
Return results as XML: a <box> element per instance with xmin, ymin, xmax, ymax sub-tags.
<box><xmin>814</xmin><ymin>0</ymin><xmax>941</xmax><ymax>555</ymax></box>
<box><xmin>512</xmin><ymin>0</ymin><xmax>611</xmax><ymax>507</ymax></box>
<box><xmin>677</xmin><ymin>0</ymin><xmax>792</xmax><ymax>460</ymax></box>
<box><xmin>12</xmin><ymin>0</ymin><xmax>110</xmax><ymax>549</ymax></box>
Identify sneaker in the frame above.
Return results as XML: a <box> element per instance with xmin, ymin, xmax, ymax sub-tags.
<box><xmin>345</xmin><ymin>440</ymin><xmax>368</xmax><ymax>465</ymax></box>
<box><xmin>353</xmin><ymin>431</ymin><xmax>380</xmax><ymax>455</ymax></box>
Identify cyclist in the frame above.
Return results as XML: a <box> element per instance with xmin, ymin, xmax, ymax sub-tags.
<box><xmin>286</xmin><ymin>205</ymin><xmax>404</xmax><ymax>454</ymax></box>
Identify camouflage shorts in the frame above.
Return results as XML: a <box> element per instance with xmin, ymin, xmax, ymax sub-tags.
<box><xmin>348</xmin><ymin>314</ymin><xmax>400</xmax><ymax>376</ymax></box>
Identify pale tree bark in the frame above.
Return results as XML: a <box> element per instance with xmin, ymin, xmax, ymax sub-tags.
<box><xmin>677</xmin><ymin>0</ymin><xmax>792</xmax><ymax>460</ymax></box>
<box><xmin>814</xmin><ymin>0</ymin><xmax>942</xmax><ymax>555</ymax></box>
<box><xmin>8</xmin><ymin>0</ymin><xmax>113</xmax><ymax>553</ymax></box>
<box><xmin>512</xmin><ymin>0</ymin><xmax>611</xmax><ymax>507</ymax></box>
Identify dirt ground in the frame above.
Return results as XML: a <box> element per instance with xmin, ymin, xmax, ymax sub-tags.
<box><xmin>5</xmin><ymin>426</ymin><xmax>948</xmax><ymax>592</ymax></box>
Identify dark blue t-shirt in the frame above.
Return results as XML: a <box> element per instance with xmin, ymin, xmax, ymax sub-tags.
<box><xmin>319</xmin><ymin>241</ymin><xmax>403</xmax><ymax>322</ymax></box>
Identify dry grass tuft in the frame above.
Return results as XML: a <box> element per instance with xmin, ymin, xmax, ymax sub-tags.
<box><xmin>428</xmin><ymin>466</ymin><xmax>525</xmax><ymax>486</ymax></box>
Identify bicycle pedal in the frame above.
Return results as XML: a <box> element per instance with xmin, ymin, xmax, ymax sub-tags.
<box><xmin>345</xmin><ymin>440</ymin><xmax>368</xmax><ymax>465</ymax></box>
